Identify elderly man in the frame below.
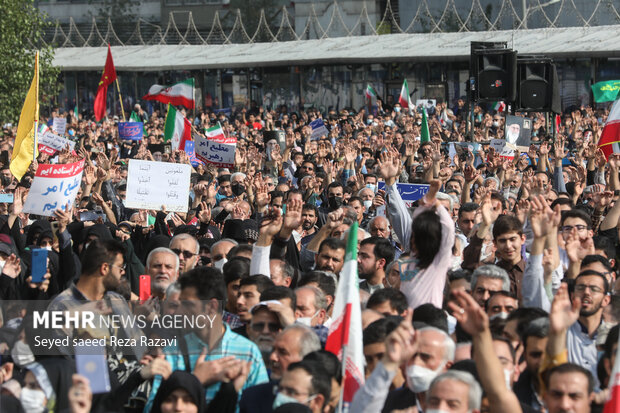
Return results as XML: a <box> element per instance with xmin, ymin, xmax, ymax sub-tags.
<box><xmin>246</xmin><ymin>301</ymin><xmax>283</xmax><ymax>364</ymax></box>
<box><xmin>470</xmin><ymin>264</ymin><xmax>511</xmax><ymax>307</ymax></box>
<box><xmin>210</xmin><ymin>238</ymin><xmax>238</xmax><ymax>270</ymax></box>
<box><xmin>350</xmin><ymin>312</ymin><xmax>456</xmax><ymax>412</ymax></box>
<box><xmin>145</xmin><ymin>247</ymin><xmax>179</xmax><ymax>299</ymax></box>
<box><xmin>426</xmin><ymin>371</ymin><xmax>482</xmax><ymax>413</ymax></box>
<box><xmin>295</xmin><ymin>286</ymin><xmax>329</xmax><ymax>344</ymax></box>
<box><xmin>239</xmin><ymin>325</ymin><xmax>321</xmax><ymax>413</ymax></box>
<box><xmin>169</xmin><ymin>233</ymin><xmax>199</xmax><ymax>274</ymax></box>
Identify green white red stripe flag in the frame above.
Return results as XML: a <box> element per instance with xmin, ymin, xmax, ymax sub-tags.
<box><xmin>325</xmin><ymin>221</ymin><xmax>365</xmax><ymax>403</ymax></box>
<box><xmin>143</xmin><ymin>79</ymin><xmax>195</xmax><ymax>109</ymax></box>
<box><xmin>164</xmin><ymin>104</ymin><xmax>192</xmax><ymax>151</ymax></box>
<box><xmin>598</xmin><ymin>98</ymin><xmax>620</xmax><ymax>160</ymax></box>
<box><xmin>365</xmin><ymin>84</ymin><xmax>378</xmax><ymax>100</ymax></box>
<box><xmin>398</xmin><ymin>79</ymin><xmax>413</xmax><ymax>112</ymax></box>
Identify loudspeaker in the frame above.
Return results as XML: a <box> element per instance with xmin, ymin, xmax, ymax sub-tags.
<box><xmin>424</xmin><ymin>82</ymin><xmax>448</xmax><ymax>103</ymax></box>
<box><xmin>473</xmin><ymin>50</ymin><xmax>517</xmax><ymax>102</ymax></box>
<box><xmin>516</xmin><ymin>57</ymin><xmax>561</xmax><ymax>113</ymax></box>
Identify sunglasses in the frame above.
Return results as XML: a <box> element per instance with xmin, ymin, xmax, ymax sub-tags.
<box><xmin>171</xmin><ymin>249</ymin><xmax>197</xmax><ymax>259</ymax></box>
<box><xmin>250</xmin><ymin>322</ymin><xmax>280</xmax><ymax>333</ymax></box>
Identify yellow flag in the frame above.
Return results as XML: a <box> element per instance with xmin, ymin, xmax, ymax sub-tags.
<box><xmin>10</xmin><ymin>52</ymin><xmax>39</xmax><ymax>181</ymax></box>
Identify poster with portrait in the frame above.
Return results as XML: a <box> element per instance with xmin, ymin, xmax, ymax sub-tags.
<box><xmin>504</xmin><ymin>115</ymin><xmax>532</xmax><ymax>150</ymax></box>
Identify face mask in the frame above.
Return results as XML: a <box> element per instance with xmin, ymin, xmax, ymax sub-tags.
<box><xmin>504</xmin><ymin>368</ymin><xmax>513</xmax><ymax>390</ymax></box>
<box><xmin>493</xmin><ymin>121</ymin><xmax>500</xmax><ymax>127</ymax></box>
<box><xmin>363</xmin><ymin>200</ymin><xmax>373</xmax><ymax>211</ymax></box>
<box><xmin>366</xmin><ymin>183</ymin><xmax>377</xmax><ymax>193</ymax></box>
<box><xmin>11</xmin><ymin>340</ymin><xmax>35</xmax><ymax>367</ymax></box>
<box><xmin>490</xmin><ymin>312</ymin><xmax>509</xmax><ymax>321</ymax></box>
<box><xmin>395</xmin><ymin>107</ymin><xmax>401</xmax><ymax>113</ymax></box>
<box><xmin>20</xmin><ymin>387</ymin><xmax>46</xmax><ymax>413</ymax></box>
<box><xmin>328</xmin><ymin>196</ymin><xmax>343</xmax><ymax>210</ymax></box>
<box><xmin>405</xmin><ymin>363</ymin><xmax>444</xmax><ymax>393</ymax></box>
<box><xmin>296</xmin><ymin>310</ymin><xmax>320</xmax><ymax>327</ymax></box>
<box><xmin>231</xmin><ymin>183</ymin><xmax>246</xmax><ymax>197</ymax></box>
<box><xmin>214</xmin><ymin>258</ymin><xmax>227</xmax><ymax>270</ymax></box>
<box><xmin>416</xmin><ymin>121</ymin><xmax>422</xmax><ymax>126</ymax></box>
<box><xmin>0</xmin><ymin>258</ymin><xmax>6</xmax><ymax>273</ymax></box>
<box><xmin>42</xmin><ymin>246</ymin><xmax>52</xmax><ymax>251</ymax></box>
<box><xmin>272</xmin><ymin>392</ymin><xmax>316</xmax><ymax>410</ymax></box>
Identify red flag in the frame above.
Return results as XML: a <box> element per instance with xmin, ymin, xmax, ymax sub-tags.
<box><xmin>93</xmin><ymin>45</ymin><xmax>117</xmax><ymax>122</ymax></box>
<box><xmin>598</xmin><ymin>99</ymin><xmax>620</xmax><ymax>160</ymax></box>
<box><xmin>603</xmin><ymin>331</ymin><xmax>620</xmax><ymax>413</ymax></box>
<box><xmin>555</xmin><ymin>114</ymin><xmax>561</xmax><ymax>135</ymax></box>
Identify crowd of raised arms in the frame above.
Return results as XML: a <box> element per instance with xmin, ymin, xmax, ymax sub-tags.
<box><xmin>0</xmin><ymin>95</ymin><xmax>617</xmax><ymax>413</ymax></box>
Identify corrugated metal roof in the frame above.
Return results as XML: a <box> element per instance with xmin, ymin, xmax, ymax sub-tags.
<box><xmin>52</xmin><ymin>24</ymin><xmax>620</xmax><ymax>71</ymax></box>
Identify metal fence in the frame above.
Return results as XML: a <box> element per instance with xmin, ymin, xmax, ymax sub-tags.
<box><xmin>41</xmin><ymin>0</ymin><xmax>620</xmax><ymax>47</ymax></box>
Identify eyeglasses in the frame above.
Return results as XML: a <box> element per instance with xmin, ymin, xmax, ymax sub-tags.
<box><xmin>574</xmin><ymin>284</ymin><xmax>605</xmax><ymax>294</ymax></box>
<box><xmin>561</xmin><ymin>225</ymin><xmax>588</xmax><ymax>234</ymax></box>
<box><xmin>111</xmin><ymin>263</ymin><xmax>126</xmax><ymax>271</ymax></box>
<box><xmin>171</xmin><ymin>249</ymin><xmax>197</xmax><ymax>259</ymax></box>
<box><xmin>250</xmin><ymin>322</ymin><xmax>281</xmax><ymax>333</ymax></box>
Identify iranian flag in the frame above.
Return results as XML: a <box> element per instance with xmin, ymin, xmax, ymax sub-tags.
<box><xmin>206</xmin><ymin>123</ymin><xmax>226</xmax><ymax>141</ymax></box>
<box><xmin>143</xmin><ymin>79</ymin><xmax>195</xmax><ymax>109</ymax></box>
<box><xmin>603</xmin><ymin>329</ymin><xmax>620</xmax><ymax>413</ymax></box>
<box><xmin>164</xmin><ymin>104</ymin><xmax>192</xmax><ymax>151</ymax></box>
<box><xmin>493</xmin><ymin>101</ymin><xmax>506</xmax><ymax>112</ymax></box>
<box><xmin>365</xmin><ymin>84</ymin><xmax>378</xmax><ymax>100</ymax></box>
<box><xmin>398</xmin><ymin>79</ymin><xmax>413</xmax><ymax>112</ymax></box>
<box><xmin>325</xmin><ymin>221</ymin><xmax>365</xmax><ymax>403</ymax></box>
<box><xmin>597</xmin><ymin>98</ymin><xmax>620</xmax><ymax>160</ymax></box>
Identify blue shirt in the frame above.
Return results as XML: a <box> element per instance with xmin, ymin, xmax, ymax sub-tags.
<box><xmin>144</xmin><ymin>324</ymin><xmax>269</xmax><ymax>413</ymax></box>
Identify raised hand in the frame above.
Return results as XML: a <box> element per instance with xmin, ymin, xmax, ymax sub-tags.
<box><xmin>549</xmin><ymin>283</ymin><xmax>580</xmax><ymax>335</ymax></box>
<box><xmin>2</xmin><ymin>254</ymin><xmax>20</xmax><ymax>278</ymax></box>
<box><xmin>377</xmin><ymin>150</ymin><xmax>400</xmax><ymax>183</ymax></box>
<box><xmin>54</xmin><ymin>204</ymin><xmax>73</xmax><ymax>233</ymax></box>
<box><xmin>68</xmin><ymin>374</ymin><xmax>93</xmax><ymax>413</ymax></box>
<box><xmin>463</xmin><ymin>164</ymin><xmax>479</xmax><ymax>183</ymax></box>
<box><xmin>419</xmin><ymin>179</ymin><xmax>441</xmax><ymax>208</ymax></box>
<box><xmin>383</xmin><ymin>310</ymin><xmax>416</xmax><ymax>370</ymax></box>
<box><xmin>480</xmin><ymin>193</ymin><xmax>500</xmax><ymax>227</ymax></box>
<box><xmin>282</xmin><ymin>198</ymin><xmax>303</xmax><ymax>231</ymax></box>
<box><xmin>192</xmin><ymin>349</ymin><xmax>243</xmax><ymax>386</ymax></box>
<box><xmin>448</xmin><ymin>289</ymin><xmax>489</xmax><ymax>335</ymax></box>
<box><xmin>529</xmin><ymin>195</ymin><xmax>560</xmax><ymax>238</ymax></box>
<box><xmin>259</xmin><ymin>206</ymin><xmax>283</xmax><ymax>239</ymax></box>
<box><xmin>564</xmin><ymin>231</ymin><xmax>595</xmax><ymax>264</ymax></box>
<box><xmin>11</xmin><ymin>186</ymin><xmax>26</xmax><ymax>216</ymax></box>
<box><xmin>139</xmin><ymin>355</ymin><xmax>172</xmax><ymax>380</ymax></box>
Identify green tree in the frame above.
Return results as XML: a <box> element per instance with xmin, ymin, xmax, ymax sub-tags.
<box><xmin>0</xmin><ymin>0</ymin><xmax>60</xmax><ymax>123</ymax></box>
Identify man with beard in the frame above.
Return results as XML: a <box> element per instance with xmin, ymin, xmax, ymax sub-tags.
<box><xmin>246</xmin><ymin>302</ymin><xmax>283</xmax><ymax>364</ymax></box>
<box><xmin>357</xmin><ymin>237</ymin><xmax>394</xmax><ymax>295</ymax></box>
<box><xmin>299</xmin><ymin>204</ymin><xmax>319</xmax><ymax>248</ymax></box>
<box><xmin>506</xmin><ymin>123</ymin><xmax>520</xmax><ymax>145</ymax></box>
<box><xmin>546</xmin><ymin>272</ymin><xmax>610</xmax><ymax>392</ymax></box>
<box><xmin>169</xmin><ymin>233</ymin><xmax>200</xmax><ymax>274</ymax></box>
<box><xmin>145</xmin><ymin>247</ymin><xmax>179</xmax><ymax>300</ymax></box>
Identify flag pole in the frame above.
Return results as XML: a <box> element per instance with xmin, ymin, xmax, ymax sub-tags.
<box><xmin>115</xmin><ymin>78</ymin><xmax>126</xmax><ymax>121</ymax></box>
<box><xmin>33</xmin><ymin>51</ymin><xmax>39</xmax><ymax>163</ymax></box>
<box><xmin>337</xmin><ymin>343</ymin><xmax>347</xmax><ymax>413</ymax></box>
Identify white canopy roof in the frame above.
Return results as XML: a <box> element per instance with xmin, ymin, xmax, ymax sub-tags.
<box><xmin>52</xmin><ymin>25</ymin><xmax>620</xmax><ymax>71</ymax></box>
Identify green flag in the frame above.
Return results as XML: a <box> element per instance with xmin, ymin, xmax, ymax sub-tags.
<box><xmin>592</xmin><ymin>80</ymin><xmax>620</xmax><ymax>103</ymax></box>
<box><xmin>420</xmin><ymin>108</ymin><xmax>430</xmax><ymax>143</ymax></box>
<box><xmin>130</xmin><ymin>111</ymin><xmax>147</xmax><ymax>135</ymax></box>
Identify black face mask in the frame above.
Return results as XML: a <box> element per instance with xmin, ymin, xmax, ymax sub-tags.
<box><xmin>328</xmin><ymin>196</ymin><xmax>343</xmax><ymax>210</ymax></box>
<box><xmin>231</xmin><ymin>183</ymin><xmax>246</xmax><ymax>197</ymax></box>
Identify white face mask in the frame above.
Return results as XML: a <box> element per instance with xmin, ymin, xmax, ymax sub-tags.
<box><xmin>214</xmin><ymin>258</ymin><xmax>227</xmax><ymax>270</ymax></box>
<box><xmin>42</xmin><ymin>246</ymin><xmax>52</xmax><ymax>251</ymax></box>
<box><xmin>0</xmin><ymin>258</ymin><xmax>6</xmax><ymax>274</ymax></box>
<box><xmin>490</xmin><ymin>312</ymin><xmax>510</xmax><ymax>321</ymax></box>
<box><xmin>405</xmin><ymin>363</ymin><xmax>444</xmax><ymax>393</ymax></box>
<box><xmin>504</xmin><ymin>368</ymin><xmax>513</xmax><ymax>390</ymax></box>
<box><xmin>363</xmin><ymin>200</ymin><xmax>373</xmax><ymax>211</ymax></box>
<box><xmin>296</xmin><ymin>310</ymin><xmax>320</xmax><ymax>327</ymax></box>
<box><xmin>11</xmin><ymin>340</ymin><xmax>35</xmax><ymax>367</ymax></box>
<box><xmin>20</xmin><ymin>387</ymin><xmax>46</xmax><ymax>413</ymax></box>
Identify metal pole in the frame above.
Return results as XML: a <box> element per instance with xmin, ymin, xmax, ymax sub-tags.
<box><xmin>115</xmin><ymin>77</ymin><xmax>126</xmax><ymax>121</ymax></box>
<box><xmin>522</xmin><ymin>0</ymin><xmax>528</xmax><ymax>29</ymax></box>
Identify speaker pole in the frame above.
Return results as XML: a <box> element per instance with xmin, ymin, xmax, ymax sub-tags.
<box><xmin>470</xmin><ymin>77</ymin><xmax>476</xmax><ymax>142</ymax></box>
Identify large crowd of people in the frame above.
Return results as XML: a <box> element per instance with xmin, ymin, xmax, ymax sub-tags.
<box><xmin>0</xmin><ymin>95</ymin><xmax>617</xmax><ymax>413</ymax></box>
